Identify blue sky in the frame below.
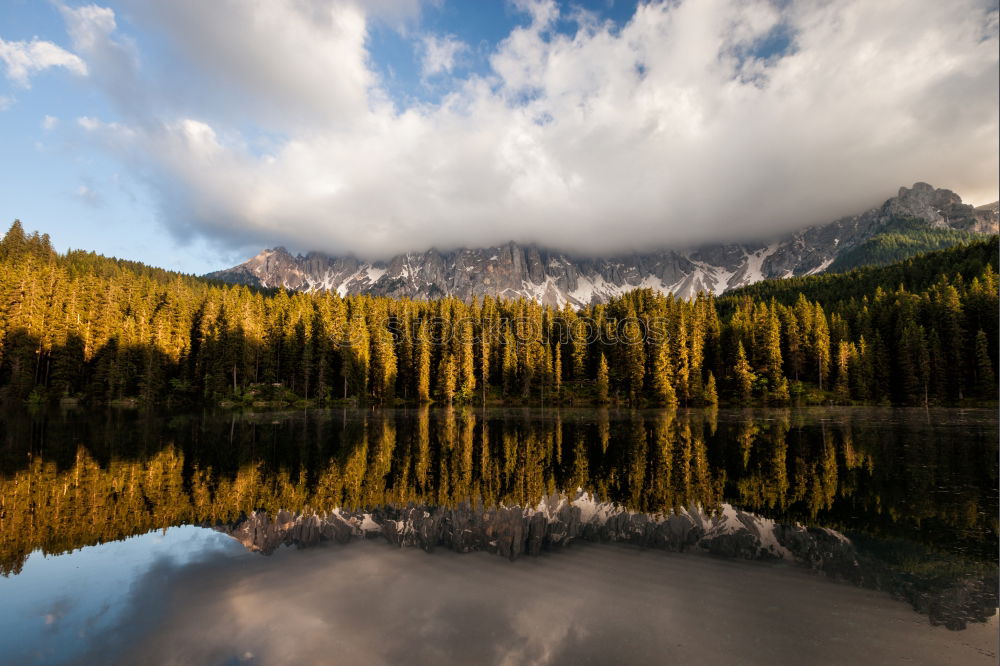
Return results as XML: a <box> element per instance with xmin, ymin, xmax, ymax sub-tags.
<box><xmin>1</xmin><ymin>0</ymin><xmax>997</xmax><ymax>273</ymax></box>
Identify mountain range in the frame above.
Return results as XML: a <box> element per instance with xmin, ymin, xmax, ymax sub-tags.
<box><xmin>207</xmin><ymin>183</ymin><xmax>998</xmax><ymax>306</ymax></box>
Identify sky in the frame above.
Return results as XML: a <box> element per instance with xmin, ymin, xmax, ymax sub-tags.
<box><xmin>0</xmin><ymin>0</ymin><xmax>997</xmax><ymax>274</ymax></box>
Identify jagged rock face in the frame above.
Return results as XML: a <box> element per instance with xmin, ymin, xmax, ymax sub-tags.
<box><xmin>206</xmin><ymin>183</ymin><xmax>998</xmax><ymax>306</ymax></box>
<box><xmin>213</xmin><ymin>493</ymin><xmax>998</xmax><ymax>630</ymax></box>
<box><xmin>972</xmin><ymin>200</ymin><xmax>1000</xmax><ymax>233</ymax></box>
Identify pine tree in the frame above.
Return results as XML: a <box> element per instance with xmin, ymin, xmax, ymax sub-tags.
<box><xmin>871</xmin><ymin>332</ymin><xmax>891</xmax><ymax>403</ymax></box>
<box><xmin>852</xmin><ymin>337</ymin><xmax>872</xmax><ymax>402</ymax></box>
<box><xmin>395</xmin><ymin>305</ymin><xmax>414</xmax><ymax>401</ymax></box>
<box><xmin>341</xmin><ymin>310</ymin><xmax>369</xmax><ymax>399</ymax></box>
<box><xmin>733</xmin><ymin>342</ymin><xmax>755</xmax><ymax>405</ymax></box>
<box><xmin>652</xmin><ymin>342</ymin><xmax>678</xmax><ymax>406</ymax></box>
<box><xmin>553</xmin><ymin>342</ymin><xmax>562</xmax><ymax>399</ymax></box>
<box><xmin>673</xmin><ymin>310</ymin><xmax>690</xmax><ymax>405</ymax></box>
<box><xmin>502</xmin><ymin>330</ymin><xmax>517</xmax><ymax>397</ymax></box>
<box><xmin>415</xmin><ymin>318</ymin><xmax>432</xmax><ymax>402</ymax></box>
<box><xmin>437</xmin><ymin>353</ymin><xmax>457</xmax><ymax>404</ymax></box>
<box><xmin>703</xmin><ymin>371</ymin><xmax>718</xmax><ymax>405</ymax></box>
<box><xmin>596</xmin><ymin>353</ymin><xmax>609</xmax><ymax>404</ymax></box>
<box><xmin>458</xmin><ymin>319</ymin><xmax>476</xmax><ymax>400</ymax></box>
<box><xmin>570</xmin><ymin>313</ymin><xmax>588</xmax><ymax>380</ymax></box>
<box><xmin>479</xmin><ymin>319</ymin><xmax>491</xmax><ymax>405</ymax></box>
<box><xmin>812</xmin><ymin>303</ymin><xmax>831</xmax><ymax>390</ymax></box>
<box><xmin>937</xmin><ymin>283</ymin><xmax>965</xmax><ymax>401</ymax></box>
<box><xmin>899</xmin><ymin>321</ymin><xmax>929</xmax><ymax>406</ymax></box>
<box><xmin>370</xmin><ymin>326</ymin><xmax>397</xmax><ymax>405</ymax></box>
<box><xmin>771</xmin><ymin>376</ymin><xmax>790</xmax><ymax>404</ymax></box>
<box><xmin>763</xmin><ymin>306</ymin><xmax>783</xmax><ymax>387</ymax></box>
<box><xmin>622</xmin><ymin>318</ymin><xmax>645</xmax><ymax>404</ymax></box>
<box><xmin>973</xmin><ymin>329</ymin><xmax>996</xmax><ymax>399</ymax></box>
<box><xmin>0</xmin><ymin>220</ymin><xmax>27</xmax><ymax>261</ymax></box>
<box><xmin>927</xmin><ymin>328</ymin><xmax>947</xmax><ymax>404</ymax></box>
<box><xmin>833</xmin><ymin>340</ymin><xmax>851</xmax><ymax>403</ymax></box>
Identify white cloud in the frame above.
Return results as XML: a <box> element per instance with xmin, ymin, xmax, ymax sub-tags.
<box><xmin>420</xmin><ymin>34</ymin><xmax>467</xmax><ymax>78</ymax></box>
<box><xmin>108</xmin><ymin>0</ymin><xmax>378</xmax><ymax>130</ymax></box>
<box><xmin>42</xmin><ymin>115</ymin><xmax>59</xmax><ymax>130</ymax></box>
<box><xmin>513</xmin><ymin>0</ymin><xmax>560</xmax><ymax>30</ymax></box>
<box><xmin>62</xmin><ymin>0</ymin><xmax>1000</xmax><ymax>261</ymax></box>
<box><xmin>0</xmin><ymin>37</ymin><xmax>87</xmax><ymax>86</ymax></box>
<box><xmin>77</xmin><ymin>116</ymin><xmax>100</xmax><ymax>131</ymax></box>
<box><xmin>0</xmin><ymin>95</ymin><xmax>13</xmax><ymax>111</ymax></box>
<box><xmin>74</xmin><ymin>183</ymin><xmax>104</xmax><ymax>208</ymax></box>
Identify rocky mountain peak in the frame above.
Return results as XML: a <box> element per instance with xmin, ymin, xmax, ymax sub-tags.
<box><xmin>206</xmin><ymin>183</ymin><xmax>998</xmax><ymax>306</ymax></box>
<box><xmin>888</xmin><ymin>182</ymin><xmax>971</xmax><ymax>228</ymax></box>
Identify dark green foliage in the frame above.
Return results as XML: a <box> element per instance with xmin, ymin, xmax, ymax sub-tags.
<box><xmin>827</xmin><ymin>218</ymin><xmax>976</xmax><ymax>273</ymax></box>
<box><xmin>727</xmin><ymin>236</ymin><xmax>998</xmax><ymax>308</ymax></box>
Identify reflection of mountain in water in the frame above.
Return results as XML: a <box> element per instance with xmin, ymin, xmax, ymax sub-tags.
<box><xmin>217</xmin><ymin>495</ymin><xmax>997</xmax><ymax>631</ymax></box>
<box><xmin>1</xmin><ymin>407</ymin><xmax>996</xmax><ymax>629</ymax></box>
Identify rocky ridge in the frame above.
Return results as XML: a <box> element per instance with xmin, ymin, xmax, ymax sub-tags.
<box><xmin>207</xmin><ymin>183</ymin><xmax>999</xmax><ymax>306</ymax></box>
<box><xmin>215</xmin><ymin>492</ymin><xmax>997</xmax><ymax>630</ymax></box>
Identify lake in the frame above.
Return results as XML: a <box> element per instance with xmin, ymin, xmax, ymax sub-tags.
<box><xmin>0</xmin><ymin>407</ymin><xmax>996</xmax><ymax>664</ymax></box>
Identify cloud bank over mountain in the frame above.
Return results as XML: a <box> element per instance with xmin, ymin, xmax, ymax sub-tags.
<box><xmin>56</xmin><ymin>0</ymin><xmax>1000</xmax><ymax>259</ymax></box>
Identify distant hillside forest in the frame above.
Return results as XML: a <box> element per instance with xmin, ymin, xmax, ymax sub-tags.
<box><xmin>0</xmin><ymin>220</ymin><xmax>996</xmax><ymax>408</ymax></box>
<box><xmin>825</xmin><ymin>217</ymin><xmax>980</xmax><ymax>273</ymax></box>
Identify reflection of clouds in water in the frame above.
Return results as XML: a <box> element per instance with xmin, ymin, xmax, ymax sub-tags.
<box><xmin>79</xmin><ymin>600</ymin><xmax>112</xmax><ymax>637</ymax></box>
<box><xmin>78</xmin><ymin>539</ymin><xmax>998</xmax><ymax>666</ymax></box>
<box><xmin>42</xmin><ymin>598</ymin><xmax>72</xmax><ymax>629</ymax></box>
<box><xmin>0</xmin><ymin>526</ymin><xmax>243</xmax><ymax>665</ymax></box>
<box><xmin>106</xmin><ymin>545</ymin><xmax>554</xmax><ymax>664</ymax></box>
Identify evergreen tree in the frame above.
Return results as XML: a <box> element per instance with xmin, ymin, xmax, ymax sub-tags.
<box><xmin>437</xmin><ymin>353</ymin><xmax>457</xmax><ymax>404</ymax></box>
<box><xmin>553</xmin><ymin>342</ymin><xmax>562</xmax><ymax>398</ymax></box>
<box><xmin>569</xmin><ymin>312</ymin><xmax>588</xmax><ymax>379</ymax></box>
<box><xmin>479</xmin><ymin>318</ymin><xmax>491</xmax><ymax>405</ymax></box>
<box><xmin>703</xmin><ymin>371</ymin><xmax>718</xmax><ymax>405</ymax></box>
<box><xmin>458</xmin><ymin>318</ymin><xmax>476</xmax><ymax>400</ymax></box>
<box><xmin>770</xmin><ymin>376</ymin><xmax>790</xmax><ymax>404</ymax></box>
<box><xmin>672</xmin><ymin>310</ymin><xmax>690</xmax><ymax>405</ymax></box>
<box><xmin>502</xmin><ymin>330</ymin><xmax>517</xmax><ymax>398</ymax></box>
<box><xmin>370</xmin><ymin>325</ymin><xmax>397</xmax><ymax>405</ymax></box>
<box><xmin>898</xmin><ymin>321</ymin><xmax>929</xmax><ymax>405</ymax></box>
<box><xmin>834</xmin><ymin>341</ymin><xmax>851</xmax><ymax>403</ymax></box>
<box><xmin>0</xmin><ymin>220</ymin><xmax>27</xmax><ymax>261</ymax></box>
<box><xmin>416</xmin><ymin>318</ymin><xmax>432</xmax><ymax>403</ymax></box>
<box><xmin>596</xmin><ymin>353</ymin><xmax>609</xmax><ymax>404</ymax></box>
<box><xmin>812</xmin><ymin>303</ymin><xmax>831</xmax><ymax>390</ymax></box>
<box><xmin>622</xmin><ymin>319</ymin><xmax>646</xmax><ymax>404</ymax></box>
<box><xmin>852</xmin><ymin>337</ymin><xmax>873</xmax><ymax>402</ymax></box>
<box><xmin>652</xmin><ymin>341</ymin><xmax>678</xmax><ymax>407</ymax></box>
<box><xmin>763</xmin><ymin>306</ymin><xmax>783</xmax><ymax>387</ymax></box>
<box><xmin>973</xmin><ymin>329</ymin><xmax>996</xmax><ymax>398</ymax></box>
<box><xmin>341</xmin><ymin>310</ymin><xmax>369</xmax><ymax>399</ymax></box>
<box><xmin>733</xmin><ymin>342</ymin><xmax>755</xmax><ymax>405</ymax></box>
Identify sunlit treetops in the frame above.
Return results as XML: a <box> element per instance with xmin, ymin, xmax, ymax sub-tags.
<box><xmin>0</xmin><ymin>221</ymin><xmax>996</xmax><ymax>408</ymax></box>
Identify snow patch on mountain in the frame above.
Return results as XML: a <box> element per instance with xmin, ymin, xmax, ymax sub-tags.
<box><xmin>207</xmin><ymin>184</ymin><xmax>998</xmax><ymax>305</ymax></box>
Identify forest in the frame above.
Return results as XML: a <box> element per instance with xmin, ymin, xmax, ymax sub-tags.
<box><xmin>0</xmin><ymin>220</ymin><xmax>996</xmax><ymax>408</ymax></box>
<box><xmin>824</xmin><ymin>217</ymin><xmax>977</xmax><ymax>273</ymax></box>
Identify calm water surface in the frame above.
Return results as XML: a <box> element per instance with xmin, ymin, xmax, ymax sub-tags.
<box><xmin>0</xmin><ymin>407</ymin><xmax>996</xmax><ymax>664</ymax></box>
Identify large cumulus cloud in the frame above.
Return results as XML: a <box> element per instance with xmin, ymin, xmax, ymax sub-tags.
<box><xmin>62</xmin><ymin>0</ymin><xmax>1000</xmax><ymax>260</ymax></box>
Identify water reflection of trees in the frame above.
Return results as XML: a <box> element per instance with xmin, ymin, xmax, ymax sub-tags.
<box><xmin>0</xmin><ymin>408</ymin><xmax>995</xmax><ymax>575</ymax></box>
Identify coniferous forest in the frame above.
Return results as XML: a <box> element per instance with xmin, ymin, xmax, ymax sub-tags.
<box><xmin>0</xmin><ymin>220</ymin><xmax>996</xmax><ymax>409</ymax></box>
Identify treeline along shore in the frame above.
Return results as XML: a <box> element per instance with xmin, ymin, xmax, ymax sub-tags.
<box><xmin>0</xmin><ymin>220</ymin><xmax>996</xmax><ymax>408</ymax></box>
